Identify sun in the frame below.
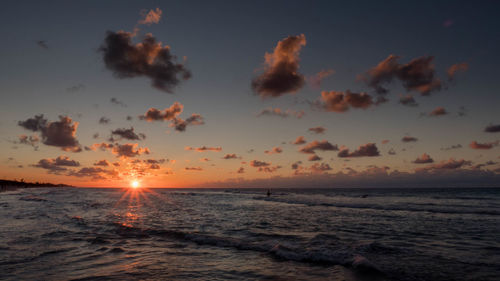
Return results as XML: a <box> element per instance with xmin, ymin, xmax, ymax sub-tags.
<box><xmin>131</xmin><ymin>180</ymin><xmax>140</xmax><ymax>189</ymax></box>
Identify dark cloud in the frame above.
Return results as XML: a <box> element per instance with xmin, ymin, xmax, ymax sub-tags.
<box><xmin>320</xmin><ymin>90</ymin><xmax>374</xmax><ymax>112</ymax></box>
<box><xmin>399</xmin><ymin>95</ymin><xmax>418</xmax><ymax>107</ymax></box>
<box><xmin>428</xmin><ymin>106</ymin><xmax>448</xmax><ymax>117</ymax></box>
<box><xmin>249</xmin><ymin>160</ymin><xmax>270</xmax><ymax>167</ymax></box>
<box><xmin>100</xmin><ymin>31</ymin><xmax>191</xmax><ymax>92</ymax></box>
<box><xmin>94</xmin><ymin>160</ymin><xmax>111</xmax><ymax>166</ymax></box>
<box><xmin>257</xmin><ymin>165</ymin><xmax>281</xmax><ymax>173</ymax></box>
<box><xmin>469</xmin><ymin>141</ymin><xmax>499</xmax><ymax>150</ymax></box>
<box><xmin>110</xmin><ymin>127</ymin><xmax>145</xmax><ymax>141</ymax></box>
<box><xmin>257</xmin><ymin>107</ymin><xmax>304</xmax><ymax>119</ymax></box>
<box><xmin>362</xmin><ymin>55</ymin><xmax>441</xmax><ymax>96</ymax></box>
<box><xmin>291</xmin><ymin>161</ymin><xmax>302</xmax><ymax>170</ymax></box>
<box><xmin>252</xmin><ymin>34</ymin><xmax>306</xmax><ymax>98</ymax></box>
<box><xmin>68</xmin><ymin>167</ymin><xmax>117</xmax><ymax>180</ymax></box>
<box><xmin>413</xmin><ymin>153</ymin><xmax>434</xmax><ymax>164</ymax></box>
<box><xmin>447</xmin><ymin>62</ymin><xmax>468</xmax><ymax>81</ymax></box>
<box><xmin>338</xmin><ymin>143</ymin><xmax>380</xmax><ymax>158</ymax></box>
<box><xmin>299</xmin><ymin>140</ymin><xmax>338</xmax><ymax>154</ymax></box>
<box><xmin>308</xmin><ymin>126</ymin><xmax>326</xmax><ymax>134</ymax></box>
<box><xmin>139</xmin><ymin>102</ymin><xmax>204</xmax><ymax>132</ymax></box>
<box><xmin>110</xmin><ymin>97</ymin><xmax>127</xmax><ymax>107</ymax></box>
<box><xmin>264</xmin><ymin>147</ymin><xmax>282</xmax><ymax>154</ymax></box>
<box><xmin>170</xmin><ymin>114</ymin><xmax>205</xmax><ymax>132</ymax></box>
<box><xmin>18</xmin><ymin>115</ymin><xmax>81</xmax><ymax>152</ymax></box>
<box><xmin>237</xmin><ymin>167</ymin><xmax>245</xmax><ymax>174</ymax></box>
<box><xmin>37</xmin><ymin>40</ymin><xmax>48</xmax><ymax>49</ymax></box>
<box><xmin>185</xmin><ymin>146</ymin><xmax>222</xmax><ymax>152</ymax></box>
<box><xmin>292</xmin><ymin>136</ymin><xmax>306</xmax><ymax>145</ymax></box>
<box><xmin>185</xmin><ymin>167</ymin><xmax>203</xmax><ymax>171</ymax></box>
<box><xmin>112</xmin><ymin>143</ymin><xmax>150</xmax><ymax>157</ymax></box>
<box><xmin>18</xmin><ymin>114</ymin><xmax>47</xmax><ymax>131</ymax></box>
<box><xmin>485</xmin><ymin>124</ymin><xmax>500</xmax><ymax>133</ymax></box>
<box><xmin>32</xmin><ymin>156</ymin><xmax>80</xmax><ymax>174</ymax></box>
<box><xmin>417</xmin><ymin>158</ymin><xmax>471</xmax><ymax>171</ymax></box>
<box><xmin>402</xmin><ymin>136</ymin><xmax>418</xmax><ymax>142</ymax></box>
<box><xmin>126</xmin><ymin>116</ymin><xmax>133</xmax><ymax>121</ymax></box>
<box><xmin>223</xmin><ymin>154</ymin><xmax>239</xmax><ymax>159</ymax></box>
<box><xmin>99</xmin><ymin>117</ymin><xmax>110</xmax><ymax>125</ymax></box>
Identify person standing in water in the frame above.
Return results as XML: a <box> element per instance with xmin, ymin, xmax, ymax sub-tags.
<box><xmin>267</xmin><ymin>189</ymin><xmax>271</xmax><ymax>197</ymax></box>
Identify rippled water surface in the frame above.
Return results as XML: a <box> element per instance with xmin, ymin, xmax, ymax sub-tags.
<box><xmin>0</xmin><ymin>187</ymin><xmax>499</xmax><ymax>280</ymax></box>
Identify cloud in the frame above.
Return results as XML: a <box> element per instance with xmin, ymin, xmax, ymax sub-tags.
<box><xmin>110</xmin><ymin>127</ymin><xmax>146</xmax><ymax>141</ymax></box>
<box><xmin>94</xmin><ymin>160</ymin><xmax>111</xmax><ymax>166</ymax></box>
<box><xmin>185</xmin><ymin>146</ymin><xmax>222</xmax><ymax>152</ymax></box>
<box><xmin>223</xmin><ymin>154</ymin><xmax>240</xmax><ymax>159</ymax></box>
<box><xmin>99</xmin><ymin>117</ymin><xmax>110</xmax><ymax>125</ymax></box>
<box><xmin>112</xmin><ymin>143</ymin><xmax>150</xmax><ymax>157</ymax></box>
<box><xmin>361</xmin><ymin>55</ymin><xmax>441</xmax><ymax>96</ymax></box>
<box><xmin>257</xmin><ymin>165</ymin><xmax>281</xmax><ymax>173</ymax></box>
<box><xmin>237</xmin><ymin>167</ymin><xmax>245</xmax><ymax>174</ymax></box>
<box><xmin>308</xmin><ymin>126</ymin><xmax>326</xmax><ymax>134</ymax></box>
<box><xmin>402</xmin><ymin>136</ymin><xmax>418</xmax><ymax>142</ymax></box>
<box><xmin>485</xmin><ymin>124</ymin><xmax>500</xmax><ymax>133</ymax></box>
<box><xmin>252</xmin><ymin>34</ymin><xmax>306</xmax><ymax>98</ymax></box>
<box><xmin>16</xmin><ymin>135</ymin><xmax>40</xmax><ymax>149</ymax></box>
<box><xmin>139</xmin><ymin>102</ymin><xmax>204</xmax><ymax>132</ymax></box>
<box><xmin>249</xmin><ymin>160</ymin><xmax>270</xmax><ymax>167</ymax></box>
<box><xmin>18</xmin><ymin>115</ymin><xmax>81</xmax><ymax>152</ymax></box>
<box><xmin>308</xmin><ymin>69</ymin><xmax>335</xmax><ymax>89</ymax></box>
<box><xmin>100</xmin><ymin>31</ymin><xmax>191</xmax><ymax>93</ymax></box>
<box><xmin>308</xmin><ymin>154</ymin><xmax>322</xmax><ymax>161</ymax></box>
<box><xmin>66</xmin><ymin>84</ymin><xmax>86</xmax><ymax>93</ymax></box>
<box><xmin>68</xmin><ymin>167</ymin><xmax>117</xmax><ymax>180</ymax></box>
<box><xmin>417</xmin><ymin>158</ymin><xmax>471</xmax><ymax>171</ymax></box>
<box><xmin>257</xmin><ymin>107</ymin><xmax>304</xmax><ymax>119</ymax></box>
<box><xmin>299</xmin><ymin>140</ymin><xmax>338</xmax><ymax>154</ymax></box>
<box><xmin>264</xmin><ymin>147</ymin><xmax>282</xmax><ymax>154</ymax></box>
<box><xmin>200</xmin><ymin>157</ymin><xmax>210</xmax><ymax>162</ymax></box>
<box><xmin>32</xmin><ymin>156</ymin><xmax>80</xmax><ymax>174</ymax></box>
<box><xmin>110</xmin><ymin>97</ymin><xmax>127</xmax><ymax>107</ymax></box>
<box><xmin>310</xmin><ymin>163</ymin><xmax>332</xmax><ymax>174</ymax></box>
<box><xmin>428</xmin><ymin>106</ymin><xmax>448</xmax><ymax>117</ymax></box>
<box><xmin>388</xmin><ymin>148</ymin><xmax>396</xmax><ymax>155</ymax></box>
<box><xmin>291</xmin><ymin>161</ymin><xmax>302</xmax><ymax>170</ymax></box>
<box><xmin>185</xmin><ymin>167</ymin><xmax>203</xmax><ymax>171</ymax></box>
<box><xmin>399</xmin><ymin>95</ymin><xmax>418</xmax><ymax>107</ymax></box>
<box><xmin>292</xmin><ymin>136</ymin><xmax>306</xmax><ymax>145</ymax></box>
<box><xmin>90</xmin><ymin>142</ymin><xmax>114</xmax><ymax>151</ymax></box>
<box><xmin>381</xmin><ymin>140</ymin><xmax>390</xmax><ymax>144</ymax></box>
<box><xmin>338</xmin><ymin>143</ymin><xmax>380</xmax><ymax>158</ymax></box>
<box><xmin>319</xmin><ymin>90</ymin><xmax>374</xmax><ymax>112</ymax></box>
<box><xmin>447</xmin><ymin>62</ymin><xmax>468</xmax><ymax>81</ymax></box>
<box><xmin>140</xmin><ymin>102</ymin><xmax>183</xmax><ymax>121</ymax></box>
<box><xmin>469</xmin><ymin>141</ymin><xmax>499</xmax><ymax>150</ymax></box>
<box><xmin>170</xmin><ymin>114</ymin><xmax>205</xmax><ymax>132</ymax></box>
<box><xmin>413</xmin><ymin>153</ymin><xmax>434</xmax><ymax>164</ymax></box>
<box><xmin>37</xmin><ymin>40</ymin><xmax>48</xmax><ymax>49</ymax></box>
<box><xmin>138</xmin><ymin>8</ymin><xmax>162</xmax><ymax>25</ymax></box>
<box><xmin>441</xmin><ymin>144</ymin><xmax>462</xmax><ymax>151</ymax></box>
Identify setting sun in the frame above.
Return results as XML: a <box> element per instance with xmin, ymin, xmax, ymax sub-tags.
<box><xmin>131</xmin><ymin>180</ymin><xmax>140</xmax><ymax>189</ymax></box>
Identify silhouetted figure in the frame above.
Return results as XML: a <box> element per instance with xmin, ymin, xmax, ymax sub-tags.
<box><xmin>267</xmin><ymin>189</ymin><xmax>271</xmax><ymax>197</ymax></box>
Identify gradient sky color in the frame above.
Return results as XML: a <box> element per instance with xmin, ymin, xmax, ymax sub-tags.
<box><xmin>1</xmin><ymin>0</ymin><xmax>499</xmax><ymax>187</ymax></box>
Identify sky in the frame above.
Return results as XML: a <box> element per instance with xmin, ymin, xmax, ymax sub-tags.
<box><xmin>0</xmin><ymin>0</ymin><xmax>499</xmax><ymax>188</ymax></box>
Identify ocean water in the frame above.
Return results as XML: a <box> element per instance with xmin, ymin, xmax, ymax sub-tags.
<box><xmin>0</xmin><ymin>187</ymin><xmax>499</xmax><ymax>281</ymax></box>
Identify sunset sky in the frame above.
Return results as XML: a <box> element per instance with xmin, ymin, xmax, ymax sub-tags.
<box><xmin>1</xmin><ymin>0</ymin><xmax>499</xmax><ymax>187</ymax></box>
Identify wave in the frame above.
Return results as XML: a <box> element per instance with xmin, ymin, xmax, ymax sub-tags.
<box><xmin>252</xmin><ymin>196</ymin><xmax>500</xmax><ymax>216</ymax></box>
<box><xmin>105</xmin><ymin>223</ymin><xmax>385</xmax><ymax>276</ymax></box>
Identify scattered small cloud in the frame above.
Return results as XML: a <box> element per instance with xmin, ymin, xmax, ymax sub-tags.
<box><xmin>308</xmin><ymin>126</ymin><xmax>326</xmax><ymax>134</ymax></box>
<box><xmin>469</xmin><ymin>141</ymin><xmax>499</xmax><ymax>150</ymax></box>
<box><xmin>257</xmin><ymin>107</ymin><xmax>304</xmax><ymax>119</ymax></box>
<box><xmin>292</xmin><ymin>136</ymin><xmax>307</xmax><ymax>145</ymax></box>
<box><xmin>110</xmin><ymin>97</ymin><xmax>127</xmax><ymax>107</ymax></box>
<box><xmin>264</xmin><ymin>147</ymin><xmax>283</xmax><ymax>154</ymax></box>
<box><xmin>485</xmin><ymin>124</ymin><xmax>500</xmax><ymax>133</ymax></box>
<box><xmin>402</xmin><ymin>136</ymin><xmax>418</xmax><ymax>142</ymax></box>
<box><xmin>413</xmin><ymin>153</ymin><xmax>434</xmax><ymax>164</ymax></box>
<box><xmin>185</xmin><ymin>146</ymin><xmax>222</xmax><ymax>152</ymax></box>
<box><xmin>338</xmin><ymin>143</ymin><xmax>380</xmax><ymax>158</ymax></box>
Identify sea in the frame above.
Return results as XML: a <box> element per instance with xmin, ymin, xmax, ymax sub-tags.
<box><xmin>0</xmin><ymin>187</ymin><xmax>499</xmax><ymax>281</ymax></box>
